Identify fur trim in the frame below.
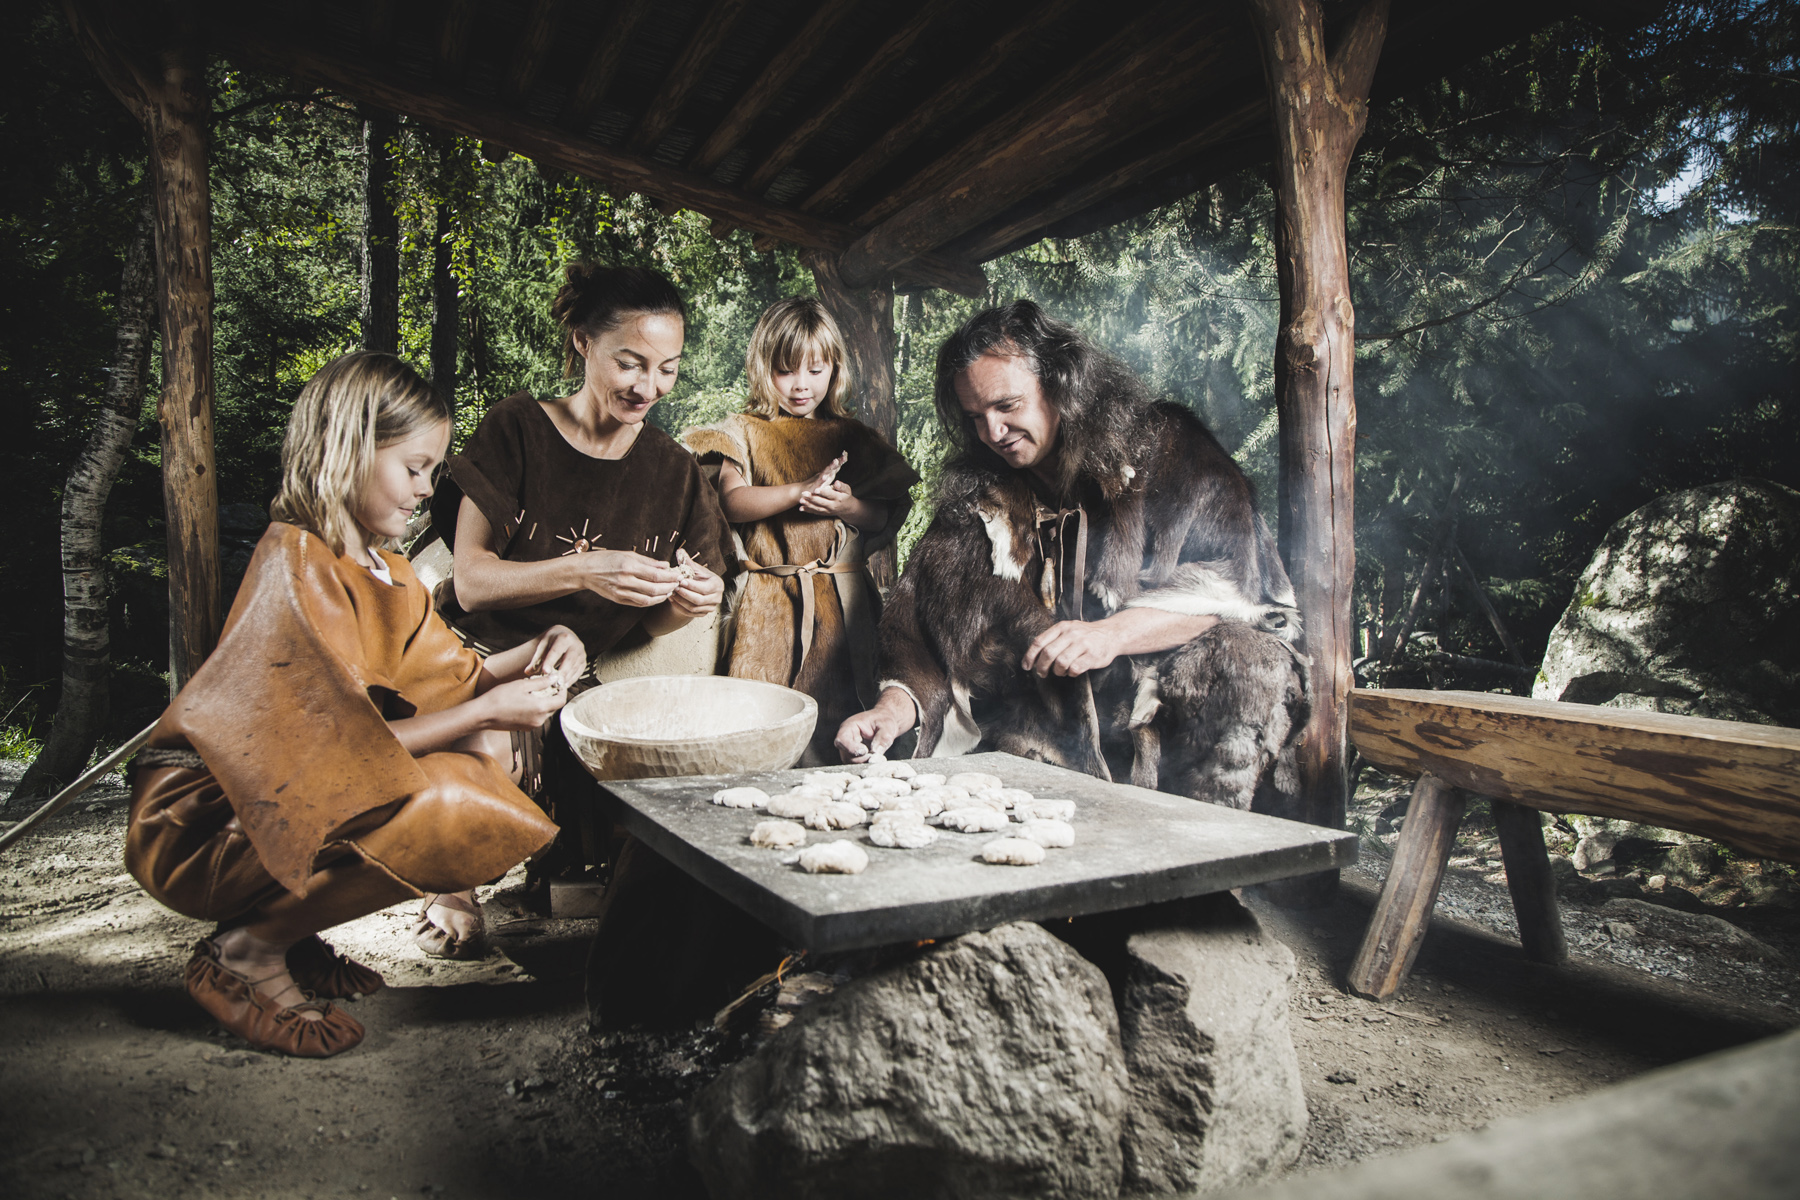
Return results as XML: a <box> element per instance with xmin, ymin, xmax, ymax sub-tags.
<box><xmin>1127</xmin><ymin>561</ymin><xmax>1303</xmax><ymax>641</ymax></box>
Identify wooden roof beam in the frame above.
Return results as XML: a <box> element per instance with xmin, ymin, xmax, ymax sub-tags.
<box><xmin>955</xmin><ymin>98</ymin><xmax>1265</xmax><ymax>263</ymax></box>
<box><xmin>740</xmin><ymin>0</ymin><xmax>957</xmax><ymax>197</ymax></box>
<box><xmin>559</xmin><ymin>0</ymin><xmax>653</xmax><ymax>133</ymax></box>
<box><xmin>217</xmin><ymin>31</ymin><xmax>987</xmax><ymax>297</ymax></box>
<box><xmin>798</xmin><ymin>0</ymin><xmax>1082</xmax><ymax>217</ymax></box>
<box><xmin>363</xmin><ymin>0</ymin><xmax>400</xmax><ymax>54</ymax></box>
<box><xmin>686</xmin><ymin>0</ymin><xmax>857</xmax><ymax>175</ymax></box>
<box><xmin>839</xmin><ymin>4</ymin><xmax>1237</xmax><ymax>286</ymax></box>
<box><xmin>627</xmin><ymin>0</ymin><xmax>752</xmax><ymax>154</ymax></box>
<box><xmin>437</xmin><ymin>0</ymin><xmax>479</xmax><ymax>87</ymax></box>
<box><xmin>504</xmin><ymin>0</ymin><xmax>565</xmax><ymax>103</ymax></box>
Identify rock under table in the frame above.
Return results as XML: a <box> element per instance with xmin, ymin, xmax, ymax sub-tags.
<box><xmin>598</xmin><ymin>751</ymin><xmax>1357</xmax><ymax>952</ymax></box>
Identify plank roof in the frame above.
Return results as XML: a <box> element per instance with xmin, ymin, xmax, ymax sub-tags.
<box><xmin>205</xmin><ymin>0</ymin><xmax>1634</xmax><ymax>295</ymax></box>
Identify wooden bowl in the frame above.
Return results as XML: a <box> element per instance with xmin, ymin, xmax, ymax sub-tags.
<box><xmin>560</xmin><ymin>675</ymin><xmax>818</xmax><ymax>781</ymax></box>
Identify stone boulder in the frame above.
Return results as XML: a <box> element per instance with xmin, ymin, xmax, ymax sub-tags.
<box><xmin>688</xmin><ymin>922</ymin><xmax>1129</xmax><ymax>1200</ymax></box>
<box><xmin>1534</xmin><ymin>479</ymin><xmax>1800</xmax><ymax>726</ymax></box>
<box><xmin>1119</xmin><ymin>896</ymin><xmax>1306</xmax><ymax>1196</ymax></box>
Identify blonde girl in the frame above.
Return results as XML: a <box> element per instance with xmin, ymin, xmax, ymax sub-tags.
<box><xmin>684</xmin><ymin>297</ymin><xmax>919</xmax><ymax>764</ymax></box>
<box><xmin>124</xmin><ymin>352</ymin><xmax>576</xmax><ymax>1057</ymax></box>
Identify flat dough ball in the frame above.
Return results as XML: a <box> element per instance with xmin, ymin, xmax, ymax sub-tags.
<box><xmin>870</xmin><ymin>808</ymin><xmax>925</xmax><ymax>826</ymax></box>
<box><xmin>869</xmin><ymin>820</ymin><xmax>939</xmax><ymax>849</ymax></box>
<box><xmin>848</xmin><ymin>776</ymin><xmax>912</xmax><ymax>799</ymax></box>
<box><xmin>749</xmin><ymin>820</ymin><xmax>806</xmax><ymax>849</ymax></box>
<box><xmin>711</xmin><ymin>786</ymin><xmax>769</xmax><ymax>809</ymax></box>
<box><xmin>966</xmin><ymin>787</ymin><xmax>1010</xmax><ymax>812</ymax></box>
<box><xmin>798</xmin><ymin>840</ymin><xmax>869</xmax><ymax>874</ymax></box>
<box><xmin>861</xmin><ymin>761</ymin><xmax>917</xmax><ymax>780</ymax></box>
<box><xmin>909</xmin><ymin>773</ymin><xmax>947</xmax><ymax>790</ymax></box>
<box><xmin>948</xmin><ymin>772</ymin><xmax>1004</xmax><ymax>793</ymax></box>
<box><xmin>1017</xmin><ymin>818</ymin><xmax>1075</xmax><ymax>848</ymax></box>
<box><xmin>906</xmin><ymin>786</ymin><xmax>965</xmax><ymax>816</ymax></box>
<box><xmin>982</xmin><ymin>837</ymin><xmax>1046</xmax><ymax>866</ymax></box>
<box><xmin>938</xmin><ymin>806</ymin><xmax>1009</xmax><ymax>834</ymax></box>
<box><xmin>1013</xmin><ymin>798</ymin><xmax>1077</xmax><ymax>823</ymax></box>
<box><xmin>995</xmin><ymin>788</ymin><xmax>1035</xmax><ymax>809</ymax></box>
<box><xmin>807</xmin><ymin>772</ymin><xmax>857</xmax><ymax>795</ymax></box>
<box><xmin>767</xmin><ymin>792</ymin><xmax>827</xmax><ymax>820</ymax></box>
<box><xmin>804</xmin><ymin>800</ymin><xmax>867</xmax><ymax>830</ymax></box>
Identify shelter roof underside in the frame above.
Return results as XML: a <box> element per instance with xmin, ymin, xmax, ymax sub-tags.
<box><xmin>207</xmin><ymin>0</ymin><xmax>1621</xmax><ymax>295</ymax></box>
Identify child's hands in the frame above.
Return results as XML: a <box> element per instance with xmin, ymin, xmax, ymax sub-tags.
<box><xmin>668</xmin><ymin>550</ymin><xmax>724</xmax><ymax>617</ymax></box>
<box><xmin>797</xmin><ymin>452</ymin><xmax>848</xmax><ymax>502</ymax></box>
<box><xmin>481</xmin><ymin>674</ymin><xmax>569</xmax><ymax>731</ymax></box>
<box><xmin>524</xmin><ymin>625</ymin><xmax>586</xmax><ymax>689</ymax></box>
<box><xmin>798</xmin><ymin>478</ymin><xmax>858</xmax><ymax>518</ymax></box>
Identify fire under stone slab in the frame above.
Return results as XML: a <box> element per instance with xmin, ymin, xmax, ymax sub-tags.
<box><xmin>599</xmin><ymin>751</ymin><xmax>1358</xmax><ymax>952</ymax></box>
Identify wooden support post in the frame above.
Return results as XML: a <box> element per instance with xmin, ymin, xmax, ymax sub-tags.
<box><xmin>1493</xmin><ymin>799</ymin><xmax>1567</xmax><ymax>964</ymax></box>
<box><xmin>1246</xmin><ymin>0</ymin><xmax>1389</xmax><ymax>891</ymax></box>
<box><xmin>67</xmin><ymin>0</ymin><xmax>220</xmax><ymax>692</ymax></box>
<box><xmin>802</xmin><ymin>249</ymin><xmax>899</xmax><ymax>593</ymax></box>
<box><xmin>1348</xmin><ymin>772</ymin><xmax>1463</xmax><ymax>1000</ymax></box>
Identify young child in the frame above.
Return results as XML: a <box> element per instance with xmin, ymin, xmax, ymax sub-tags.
<box><xmin>125</xmin><ymin>351</ymin><xmax>579</xmax><ymax>1057</ymax></box>
<box><xmin>684</xmin><ymin>297</ymin><xmax>918</xmax><ymax>764</ymax></box>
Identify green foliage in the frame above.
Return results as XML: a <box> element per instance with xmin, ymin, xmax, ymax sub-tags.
<box><xmin>0</xmin><ymin>0</ymin><xmax>1794</xmax><ymax>746</ymax></box>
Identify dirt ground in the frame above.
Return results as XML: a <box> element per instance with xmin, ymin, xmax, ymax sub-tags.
<box><xmin>3</xmin><ymin>761</ymin><xmax>1795</xmax><ymax>1200</ymax></box>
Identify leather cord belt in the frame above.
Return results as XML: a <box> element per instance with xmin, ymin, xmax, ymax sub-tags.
<box><xmin>1034</xmin><ymin>503</ymin><xmax>1113</xmax><ymax>783</ymax></box>
<box><xmin>744</xmin><ymin>555</ymin><xmax>865</xmax><ymax>678</ymax></box>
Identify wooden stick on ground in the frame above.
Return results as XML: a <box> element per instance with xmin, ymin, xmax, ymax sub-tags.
<box><xmin>1347</xmin><ymin>772</ymin><xmax>1465</xmax><ymax>1001</ymax></box>
<box><xmin>0</xmin><ymin>720</ymin><xmax>156</xmax><ymax>854</ymax></box>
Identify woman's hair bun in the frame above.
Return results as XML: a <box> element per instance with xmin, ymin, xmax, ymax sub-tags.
<box><xmin>553</xmin><ymin>264</ymin><xmax>687</xmax><ymax>374</ymax></box>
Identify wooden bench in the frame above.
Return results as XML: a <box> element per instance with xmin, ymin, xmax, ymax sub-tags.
<box><xmin>1344</xmin><ymin>689</ymin><xmax>1800</xmax><ymax>1000</ymax></box>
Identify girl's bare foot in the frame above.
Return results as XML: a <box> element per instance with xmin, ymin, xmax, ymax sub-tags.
<box><xmin>413</xmin><ymin>890</ymin><xmax>485</xmax><ymax>959</ymax></box>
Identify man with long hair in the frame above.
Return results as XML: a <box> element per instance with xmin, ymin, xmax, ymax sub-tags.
<box><xmin>835</xmin><ymin>301</ymin><xmax>1308</xmax><ymax>811</ymax></box>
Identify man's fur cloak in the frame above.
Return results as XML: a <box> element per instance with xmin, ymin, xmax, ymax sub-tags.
<box><xmin>880</xmin><ymin>401</ymin><xmax>1309</xmax><ymax>810</ymax></box>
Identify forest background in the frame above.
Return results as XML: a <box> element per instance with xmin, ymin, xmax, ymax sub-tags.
<box><xmin>1</xmin><ymin>0</ymin><xmax>1794</xmax><ymax>786</ymax></box>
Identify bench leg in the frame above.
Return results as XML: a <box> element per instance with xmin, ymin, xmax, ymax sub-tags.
<box><xmin>1493</xmin><ymin>799</ymin><xmax>1568</xmax><ymax>964</ymax></box>
<box><xmin>1348</xmin><ymin>773</ymin><xmax>1465</xmax><ymax>1001</ymax></box>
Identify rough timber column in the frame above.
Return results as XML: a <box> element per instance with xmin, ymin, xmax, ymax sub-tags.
<box><xmin>67</xmin><ymin>0</ymin><xmax>220</xmax><ymax>693</ymax></box>
<box><xmin>1246</xmin><ymin>0</ymin><xmax>1388</xmax><ymax>884</ymax></box>
<box><xmin>802</xmin><ymin>249</ymin><xmax>901</xmax><ymax>592</ymax></box>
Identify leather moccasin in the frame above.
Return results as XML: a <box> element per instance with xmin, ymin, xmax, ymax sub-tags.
<box><xmin>286</xmin><ymin>935</ymin><xmax>385</xmax><ymax>999</ymax></box>
<box><xmin>184</xmin><ymin>939</ymin><xmax>364</xmax><ymax>1058</ymax></box>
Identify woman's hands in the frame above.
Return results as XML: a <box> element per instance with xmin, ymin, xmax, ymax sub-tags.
<box><xmin>567</xmin><ymin>548</ymin><xmax>686</xmax><ymax>608</ymax></box>
<box><xmin>668</xmin><ymin>550</ymin><xmax>723</xmax><ymax>617</ymax></box>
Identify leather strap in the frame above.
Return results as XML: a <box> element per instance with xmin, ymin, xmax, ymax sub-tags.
<box><xmin>1034</xmin><ymin>503</ymin><xmax>1113</xmax><ymax>783</ymax></box>
<box><xmin>743</xmin><ymin>523</ymin><xmax>866</xmax><ymax>678</ymax></box>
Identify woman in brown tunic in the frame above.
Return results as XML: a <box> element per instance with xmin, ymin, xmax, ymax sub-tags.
<box><xmin>427</xmin><ymin>266</ymin><xmax>732</xmax><ymax>948</ymax></box>
<box><xmin>127</xmin><ymin>353</ymin><xmax>574</xmax><ymax>1057</ymax></box>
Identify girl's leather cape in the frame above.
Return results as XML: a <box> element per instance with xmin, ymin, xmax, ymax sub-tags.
<box><xmin>143</xmin><ymin>523</ymin><xmax>552</xmax><ymax>896</ymax></box>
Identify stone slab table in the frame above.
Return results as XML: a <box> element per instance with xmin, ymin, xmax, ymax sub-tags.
<box><xmin>599</xmin><ymin>751</ymin><xmax>1357</xmax><ymax>952</ymax></box>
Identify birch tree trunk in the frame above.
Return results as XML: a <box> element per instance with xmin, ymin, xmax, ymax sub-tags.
<box><xmin>430</xmin><ymin>200</ymin><xmax>459</xmax><ymax>404</ymax></box>
<box><xmin>9</xmin><ymin>196</ymin><xmax>156</xmax><ymax>803</ymax></box>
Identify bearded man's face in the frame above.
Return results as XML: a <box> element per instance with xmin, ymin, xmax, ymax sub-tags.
<box><xmin>954</xmin><ymin>353</ymin><xmax>1061</xmax><ymax>474</ymax></box>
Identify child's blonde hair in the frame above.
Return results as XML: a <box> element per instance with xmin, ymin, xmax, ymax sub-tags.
<box><xmin>271</xmin><ymin>352</ymin><xmax>451</xmax><ymax>555</ymax></box>
<box><xmin>744</xmin><ymin>296</ymin><xmax>853</xmax><ymax>418</ymax></box>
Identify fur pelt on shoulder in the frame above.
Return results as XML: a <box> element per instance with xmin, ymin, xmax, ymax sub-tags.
<box><xmin>932</xmin><ymin>402</ymin><xmax>1298</xmax><ymax>635</ymax></box>
<box><xmin>880</xmin><ymin>401</ymin><xmax>1304</xmax><ymax>781</ymax></box>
